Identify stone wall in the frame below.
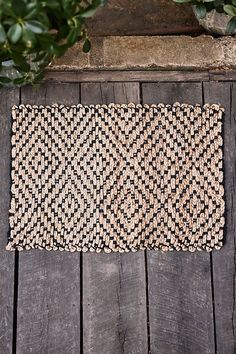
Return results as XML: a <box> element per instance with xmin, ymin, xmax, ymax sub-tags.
<box><xmin>52</xmin><ymin>35</ymin><xmax>236</xmax><ymax>71</ymax></box>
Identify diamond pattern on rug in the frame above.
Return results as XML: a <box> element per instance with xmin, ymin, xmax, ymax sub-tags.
<box><xmin>7</xmin><ymin>102</ymin><xmax>225</xmax><ymax>253</ymax></box>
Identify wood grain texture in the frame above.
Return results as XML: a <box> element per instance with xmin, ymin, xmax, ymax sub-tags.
<box><xmin>45</xmin><ymin>70</ymin><xmax>236</xmax><ymax>83</ymax></box>
<box><xmin>142</xmin><ymin>82</ymin><xmax>204</xmax><ymax>106</ymax></box>
<box><xmin>45</xmin><ymin>70</ymin><xmax>210</xmax><ymax>83</ymax></box>
<box><xmin>209</xmin><ymin>71</ymin><xmax>236</xmax><ymax>82</ymax></box>
<box><xmin>142</xmin><ymin>82</ymin><xmax>215</xmax><ymax>354</ymax></box>
<box><xmin>81</xmin><ymin>82</ymin><xmax>148</xmax><ymax>354</ymax></box>
<box><xmin>203</xmin><ymin>82</ymin><xmax>236</xmax><ymax>354</ymax></box>
<box><xmin>86</xmin><ymin>0</ymin><xmax>202</xmax><ymax>36</ymax></box>
<box><xmin>16</xmin><ymin>82</ymin><xmax>81</xmax><ymax>354</ymax></box>
<box><xmin>0</xmin><ymin>88</ymin><xmax>19</xmax><ymax>354</ymax></box>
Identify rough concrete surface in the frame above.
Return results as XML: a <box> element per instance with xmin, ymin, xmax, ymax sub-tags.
<box><xmin>85</xmin><ymin>0</ymin><xmax>202</xmax><ymax>36</ymax></box>
<box><xmin>51</xmin><ymin>35</ymin><xmax>236</xmax><ymax>71</ymax></box>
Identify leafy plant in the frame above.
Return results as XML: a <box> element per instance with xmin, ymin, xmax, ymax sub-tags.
<box><xmin>0</xmin><ymin>0</ymin><xmax>106</xmax><ymax>86</ymax></box>
<box><xmin>173</xmin><ymin>0</ymin><xmax>236</xmax><ymax>33</ymax></box>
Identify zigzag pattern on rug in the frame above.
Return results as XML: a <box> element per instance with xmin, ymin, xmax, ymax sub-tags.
<box><xmin>7</xmin><ymin>102</ymin><xmax>225</xmax><ymax>253</ymax></box>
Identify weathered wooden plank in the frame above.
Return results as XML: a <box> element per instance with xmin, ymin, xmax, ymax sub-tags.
<box><xmin>16</xmin><ymin>82</ymin><xmax>81</xmax><ymax>354</ymax></box>
<box><xmin>81</xmin><ymin>82</ymin><xmax>148</xmax><ymax>354</ymax></box>
<box><xmin>45</xmin><ymin>70</ymin><xmax>210</xmax><ymax>83</ymax></box>
<box><xmin>142</xmin><ymin>82</ymin><xmax>205</xmax><ymax>105</ymax></box>
<box><xmin>86</xmin><ymin>0</ymin><xmax>202</xmax><ymax>36</ymax></box>
<box><xmin>209</xmin><ymin>71</ymin><xmax>236</xmax><ymax>82</ymax></box>
<box><xmin>44</xmin><ymin>70</ymin><xmax>236</xmax><ymax>83</ymax></box>
<box><xmin>81</xmin><ymin>82</ymin><xmax>139</xmax><ymax>104</ymax></box>
<box><xmin>142</xmin><ymin>82</ymin><xmax>215</xmax><ymax>354</ymax></box>
<box><xmin>203</xmin><ymin>81</ymin><xmax>236</xmax><ymax>354</ymax></box>
<box><xmin>0</xmin><ymin>88</ymin><xmax>19</xmax><ymax>353</ymax></box>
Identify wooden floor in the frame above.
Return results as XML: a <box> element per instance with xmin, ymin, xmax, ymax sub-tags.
<box><xmin>0</xmin><ymin>79</ymin><xmax>235</xmax><ymax>354</ymax></box>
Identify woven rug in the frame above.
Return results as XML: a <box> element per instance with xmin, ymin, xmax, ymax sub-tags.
<box><xmin>6</xmin><ymin>102</ymin><xmax>225</xmax><ymax>253</ymax></box>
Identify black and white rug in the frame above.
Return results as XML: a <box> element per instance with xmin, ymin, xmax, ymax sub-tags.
<box><xmin>6</xmin><ymin>102</ymin><xmax>225</xmax><ymax>253</ymax></box>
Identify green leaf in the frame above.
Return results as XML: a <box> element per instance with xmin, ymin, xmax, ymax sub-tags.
<box><xmin>23</xmin><ymin>8</ymin><xmax>38</xmax><ymax>20</ymax></box>
<box><xmin>66</xmin><ymin>28</ymin><xmax>79</xmax><ymax>46</ymax></box>
<box><xmin>32</xmin><ymin>71</ymin><xmax>44</xmax><ymax>84</ymax></box>
<box><xmin>79</xmin><ymin>8</ymin><xmax>98</xmax><ymax>18</ymax></box>
<box><xmin>194</xmin><ymin>4</ymin><xmax>207</xmax><ymax>19</ymax></box>
<box><xmin>7</xmin><ymin>23</ymin><xmax>22</xmax><ymax>43</ymax></box>
<box><xmin>25</xmin><ymin>20</ymin><xmax>47</xmax><ymax>34</ymax></box>
<box><xmin>226</xmin><ymin>16</ymin><xmax>236</xmax><ymax>33</ymax></box>
<box><xmin>43</xmin><ymin>0</ymin><xmax>61</xmax><ymax>10</ymax></box>
<box><xmin>2</xmin><ymin>18</ymin><xmax>15</xmax><ymax>27</ymax></box>
<box><xmin>83</xmin><ymin>38</ymin><xmax>91</xmax><ymax>53</ymax></box>
<box><xmin>0</xmin><ymin>24</ymin><xmax>6</xmax><ymax>44</ymax></box>
<box><xmin>13</xmin><ymin>76</ymin><xmax>26</xmax><ymax>85</ymax></box>
<box><xmin>25</xmin><ymin>2</ymin><xmax>37</xmax><ymax>12</ymax></box>
<box><xmin>48</xmin><ymin>43</ymin><xmax>67</xmax><ymax>57</ymax></box>
<box><xmin>32</xmin><ymin>51</ymin><xmax>47</xmax><ymax>62</ymax></box>
<box><xmin>11</xmin><ymin>52</ymin><xmax>31</xmax><ymax>72</ymax></box>
<box><xmin>224</xmin><ymin>4</ymin><xmax>236</xmax><ymax>16</ymax></box>
<box><xmin>22</xmin><ymin>27</ymin><xmax>36</xmax><ymax>48</ymax></box>
<box><xmin>0</xmin><ymin>76</ymin><xmax>11</xmax><ymax>84</ymax></box>
<box><xmin>232</xmin><ymin>0</ymin><xmax>236</xmax><ymax>7</ymax></box>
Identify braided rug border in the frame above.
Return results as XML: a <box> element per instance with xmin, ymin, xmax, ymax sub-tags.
<box><xmin>7</xmin><ymin>102</ymin><xmax>225</xmax><ymax>253</ymax></box>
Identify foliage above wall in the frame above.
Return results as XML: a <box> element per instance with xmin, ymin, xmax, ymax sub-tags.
<box><xmin>173</xmin><ymin>0</ymin><xmax>236</xmax><ymax>33</ymax></box>
<box><xmin>0</xmin><ymin>0</ymin><xmax>106</xmax><ymax>87</ymax></box>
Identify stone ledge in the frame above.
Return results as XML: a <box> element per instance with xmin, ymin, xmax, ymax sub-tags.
<box><xmin>50</xmin><ymin>35</ymin><xmax>236</xmax><ymax>71</ymax></box>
